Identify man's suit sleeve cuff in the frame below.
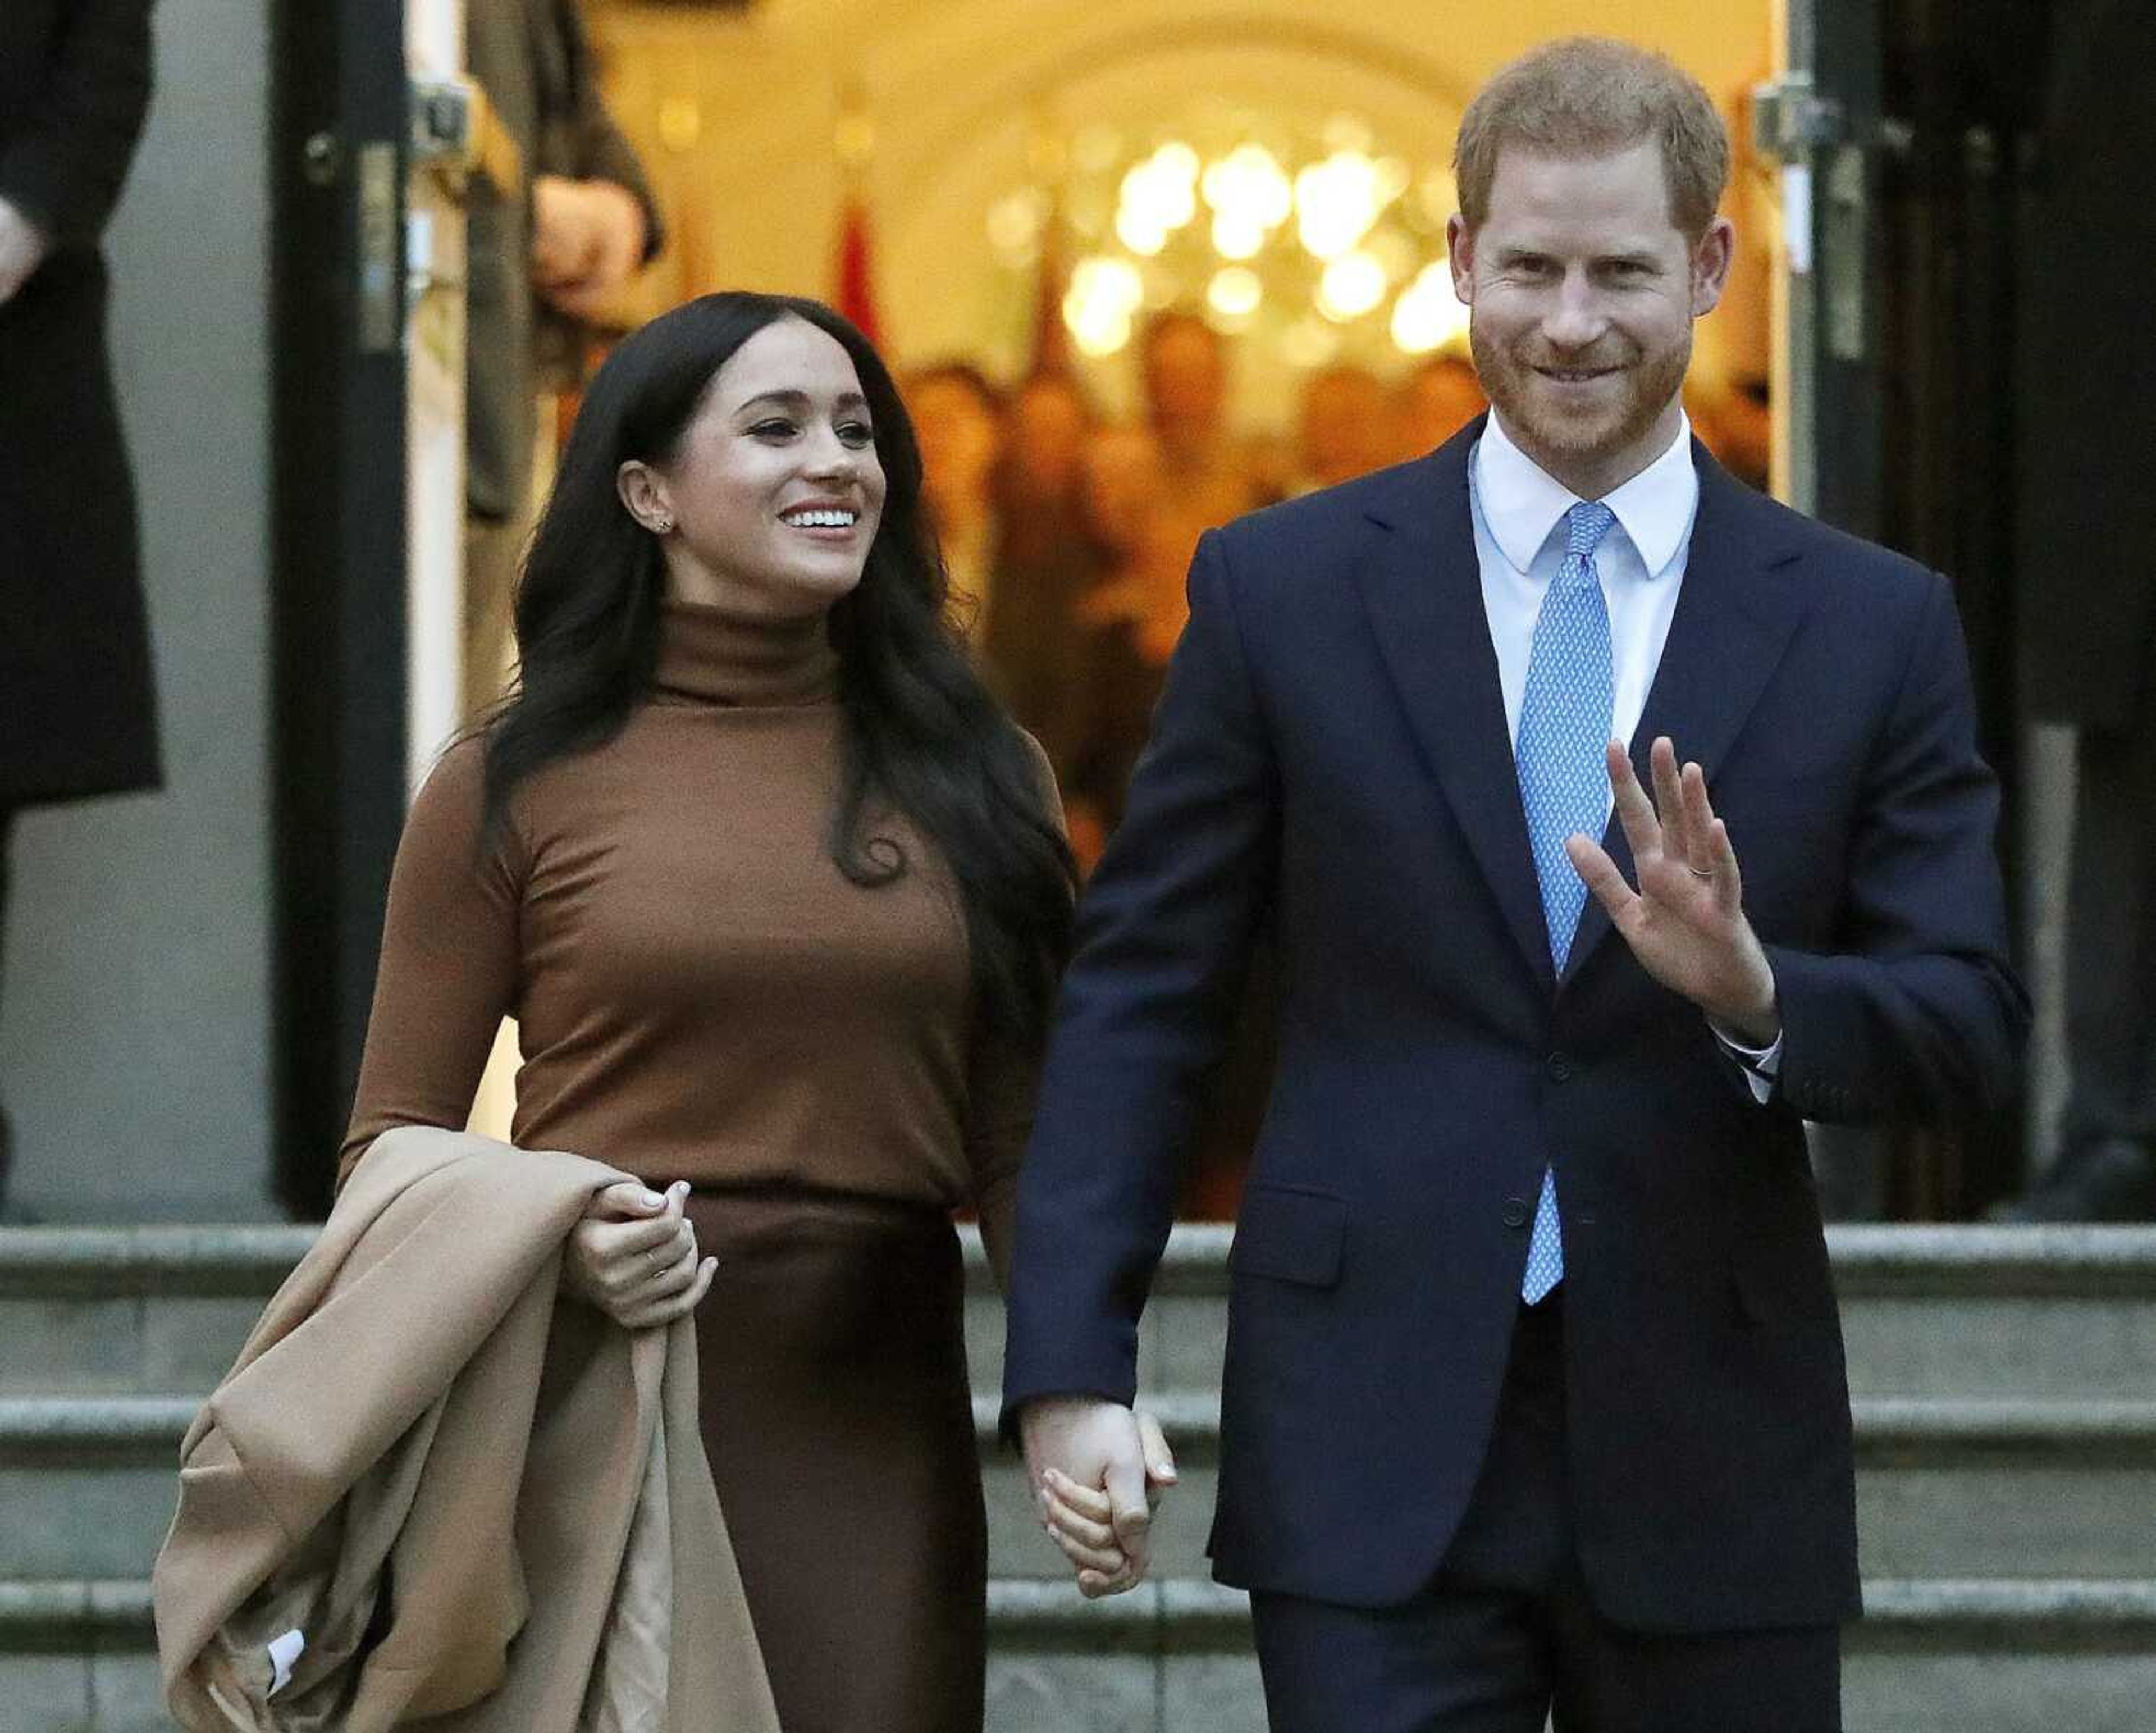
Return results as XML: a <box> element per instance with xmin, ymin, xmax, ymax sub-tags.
<box><xmin>1711</xmin><ymin>1021</ymin><xmax>1783</xmax><ymax>1105</ymax></box>
<box><xmin>998</xmin><ymin>1387</ymin><xmax>1132</xmax><ymax>1451</ymax></box>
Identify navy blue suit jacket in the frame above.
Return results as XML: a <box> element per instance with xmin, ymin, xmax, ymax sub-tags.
<box><xmin>1001</xmin><ymin>421</ymin><xmax>2028</xmax><ymax>1632</ymax></box>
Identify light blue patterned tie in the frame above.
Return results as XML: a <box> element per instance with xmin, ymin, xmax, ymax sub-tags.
<box><xmin>1515</xmin><ymin>500</ymin><xmax>1616</xmax><ymax>1304</ymax></box>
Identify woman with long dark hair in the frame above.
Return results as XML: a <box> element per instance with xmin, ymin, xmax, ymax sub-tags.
<box><xmin>336</xmin><ymin>292</ymin><xmax>1076</xmax><ymax>1729</ymax></box>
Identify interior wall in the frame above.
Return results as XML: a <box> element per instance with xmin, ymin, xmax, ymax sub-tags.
<box><xmin>588</xmin><ymin>0</ymin><xmax>1773</xmax><ymax>425</ymax></box>
<box><xmin>0</xmin><ymin>0</ymin><xmax>276</xmax><ymax>1222</ymax></box>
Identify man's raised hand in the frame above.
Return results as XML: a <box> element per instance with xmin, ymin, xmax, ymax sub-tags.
<box><xmin>1564</xmin><ymin>735</ymin><xmax>1780</xmax><ymax>1045</ymax></box>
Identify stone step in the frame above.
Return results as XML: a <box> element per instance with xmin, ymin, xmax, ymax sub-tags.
<box><xmin>975</xmin><ymin>1394</ymin><xmax>2156</xmax><ymax>1586</ymax></box>
<box><xmin>0</xmin><ymin>1399</ymin><xmax>195</xmax><ymax>1584</ymax></box>
<box><xmin>10</xmin><ymin>1224</ymin><xmax>2156</xmax><ymax>1727</ymax></box>
<box><xmin>0</xmin><ymin>1228</ymin><xmax>312</xmax><ymax>1399</ymax></box>
<box><xmin>11</xmin><ymin>1392</ymin><xmax>2156</xmax><ymax>1589</ymax></box>
<box><xmin>8</xmin><ymin>1577</ymin><xmax>2155</xmax><ymax>1733</ymax></box>
<box><xmin>1826</xmin><ymin>1226</ymin><xmax>2156</xmax><ymax>1403</ymax></box>
<box><xmin>11</xmin><ymin>1224</ymin><xmax>2156</xmax><ymax>1402</ymax></box>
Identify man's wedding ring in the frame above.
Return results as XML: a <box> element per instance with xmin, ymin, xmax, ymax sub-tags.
<box><xmin>1687</xmin><ymin>864</ymin><xmax>1716</xmax><ymax>881</ymax></box>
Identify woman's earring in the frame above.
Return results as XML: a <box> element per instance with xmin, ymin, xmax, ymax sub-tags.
<box><xmin>651</xmin><ymin>516</ymin><xmax>674</xmax><ymax>536</ymax></box>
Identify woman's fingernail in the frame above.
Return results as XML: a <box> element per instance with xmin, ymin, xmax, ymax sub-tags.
<box><xmin>642</xmin><ymin>1190</ymin><xmax>664</xmax><ymax>1208</ymax></box>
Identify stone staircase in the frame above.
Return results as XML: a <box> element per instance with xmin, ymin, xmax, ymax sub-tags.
<box><xmin>6</xmin><ymin>1225</ymin><xmax>2156</xmax><ymax>1731</ymax></box>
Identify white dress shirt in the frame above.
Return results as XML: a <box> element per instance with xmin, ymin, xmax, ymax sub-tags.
<box><xmin>1470</xmin><ymin>407</ymin><xmax>1697</xmax><ymax>758</ymax></box>
<box><xmin>1467</xmin><ymin>410</ymin><xmax>1782</xmax><ymax>1095</ymax></box>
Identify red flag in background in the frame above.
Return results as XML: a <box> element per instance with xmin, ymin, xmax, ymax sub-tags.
<box><xmin>1028</xmin><ymin>184</ymin><xmax>1070</xmax><ymax>378</ymax></box>
<box><xmin>832</xmin><ymin>195</ymin><xmax>882</xmax><ymax>346</ymax></box>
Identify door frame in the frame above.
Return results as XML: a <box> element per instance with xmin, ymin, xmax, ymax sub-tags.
<box><xmin>268</xmin><ymin>0</ymin><xmax>417</xmax><ymax>1217</ymax></box>
<box><xmin>1767</xmin><ymin>0</ymin><xmax>1886</xmax><ymax>535</ymax></box>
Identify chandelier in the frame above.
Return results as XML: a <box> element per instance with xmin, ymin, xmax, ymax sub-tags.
<box><xmin>990</xmin><ymin>116</ymin><xmax>1470</xmax><ymax>370</ymax></box>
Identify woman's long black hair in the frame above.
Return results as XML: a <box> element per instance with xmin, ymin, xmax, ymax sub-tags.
<box><xmin>481</xmin><ymin>291</ymin><xmax>1076</xmax><ymax>1052</ymax></box>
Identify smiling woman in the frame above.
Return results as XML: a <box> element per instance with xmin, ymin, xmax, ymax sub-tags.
<box><xmin>333</xmin><ymin>291</ymin><xmax>1076</xmax><ymax>1730</ymax></box>
<box><xmin>614</xmin><ymin>318</ymin><xmax>889</xmax><ymax>617</ymax></box>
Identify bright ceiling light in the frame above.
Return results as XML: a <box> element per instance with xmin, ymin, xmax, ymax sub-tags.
<box><xmin>1207</xmin><ymin>266</ymin><xmax>1263</xmax><ymax>320</ymax></box>
<box><xmin>1211</xmin><ymin>210</ymin><xmax>1266</xmax><ymax>261</ymax></box>
<box><xmin>1317</xmin><ymin>250</ymin><xmax>1388</xmax><ymax>322</ymax></box>
<box><xmin>1117</xmin><ymin>206</ymin><xmax>1169</xmax><ymax>256</ymax></box>
<box><xmin>1202</xmin><ymin>142</ymin><xmax>1292</xmax><ymax>230</ymax></box>
<box><xmin>1064</xmin><ymin>256</ymin><xmax>1146</xmax><ymax>355</ymax></box>
<box><xmin>1390</xmin><ymin>262</ymin><xmax>1471</xmax><ymax>353</ymax></box>
<box><xmin>1296</xmin><ymin>151</ymin><xmax>1385</xmax><ymax>261</ymax></box>
<box><xmin>1119</xmin><ymin>157</ymin><xmax>1196</xmax><ymax>235</ymax></box>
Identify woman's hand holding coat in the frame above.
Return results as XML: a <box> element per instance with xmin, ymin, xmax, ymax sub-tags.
<box><xmin>563</xmin><ymin>1179</ymin><xmax>716</xmax><ymax>1329</ymax></box>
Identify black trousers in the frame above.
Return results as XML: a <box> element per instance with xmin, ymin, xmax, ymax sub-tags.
<box><xmin>2061</xmin><ymin>714</ymin><xmax>2156</xmax><ymax>1153</ymax></box>
<box><xmin>0</xmin><ymin>809</ymin><xmax>14</xmax><ymax>1214</ymax></box>
<box><xmin>0</xmin><ymin>809</ymin><xmax>12</xmax><ymax>1212</ymax></box>
<box><xmin>1250</xmin><ymin>1295</ymin><xmax>1841</xmax><ymax>1732</ymax></box>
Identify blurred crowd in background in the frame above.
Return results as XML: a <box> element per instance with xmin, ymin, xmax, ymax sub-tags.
<box><xmin>905</xmin><ymin>320</ymin><xmax>1484</xmax><ymax>875</ymax></box>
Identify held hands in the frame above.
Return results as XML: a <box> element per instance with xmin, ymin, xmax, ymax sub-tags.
<box><xmin>0</xmin><ymin>197</ymin><xmax>51</xmax><ymax>308</ymax></box>
<box><xmin>1565</xmin><ymin>736</ymin><xmax>1781</xmax><ymax>1045</ymax></box>
<box><xmin>529</xmin><ymin>175</ymin><xmax>646</xmax><ymax>318</ymax></box>
<box><xmin>1021</xmin><ymin>1396</ymin><xmax>1178</xmax><ymax>1598</ymax></box>
<box><xmin>562</xmin><ymin>1178</ymin><xmax>716</xmax><ymax>1330</ymax></box>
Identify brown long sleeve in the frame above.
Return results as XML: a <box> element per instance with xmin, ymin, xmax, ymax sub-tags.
<box><xmin>340</xmin><ymin>600</ymin><xmax>1053</xmax><ymax>1243</ymax></box>
<box><xmin>336</xmin><ymin>742</ymin><xmax>522</xmax><ymax>1190</ymax></box>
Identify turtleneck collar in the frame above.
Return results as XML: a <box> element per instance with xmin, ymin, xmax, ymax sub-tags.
<box><xmin>651</xmin><ymin>598</ymin><xmax>841</xmax><ymax>707</ymax></box>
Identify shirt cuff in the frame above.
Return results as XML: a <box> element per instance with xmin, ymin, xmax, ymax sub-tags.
<box><xmin>1711</xmin><ymin>1021</ymin><xmax>1783</xmax><ymax>1105</ymax></box>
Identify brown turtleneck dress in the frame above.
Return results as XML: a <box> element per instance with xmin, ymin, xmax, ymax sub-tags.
<box><xmin>340</xmin><ymin>599</ymin><xmax>1051</xmax><ymax>1732</ymax></box>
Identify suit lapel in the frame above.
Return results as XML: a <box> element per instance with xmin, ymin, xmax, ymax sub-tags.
<box><xmin>1353</xmin><ymin>421</ymin><xmax>1556</xmax><ymax>988</ymax></box>
<box><xmin>1561</xmin><ymin>444</ymin><xmax>1812</xmax><ymax>986</ymax></box>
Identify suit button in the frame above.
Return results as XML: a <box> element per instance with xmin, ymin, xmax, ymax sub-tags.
<box><xmin>1502</xmin><ymin>1197</ymin><xmax>1531</xmax><ymax>1228</ymax></box>
<box><xmin>1546</xmin><ymin>1051</ymin><xmax>1575</xmax><ymax>1082</ymax></box>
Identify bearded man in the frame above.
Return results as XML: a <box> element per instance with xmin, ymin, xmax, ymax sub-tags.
<box><xmin>1001</xmin><ymin>34</ymin><xmax>2027</xmax><ymax>1731</ymax></box>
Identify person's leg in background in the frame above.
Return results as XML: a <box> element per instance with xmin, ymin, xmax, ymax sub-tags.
<box><xmin>1997</xmin><ymin>714</ymin><xmax>2156</xmax><ymax>1219</ymax></box>
<box><xmin>1</xmin><ymin>809</ymin><xmax>16</xmax><ymax>1219</ymax></box>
